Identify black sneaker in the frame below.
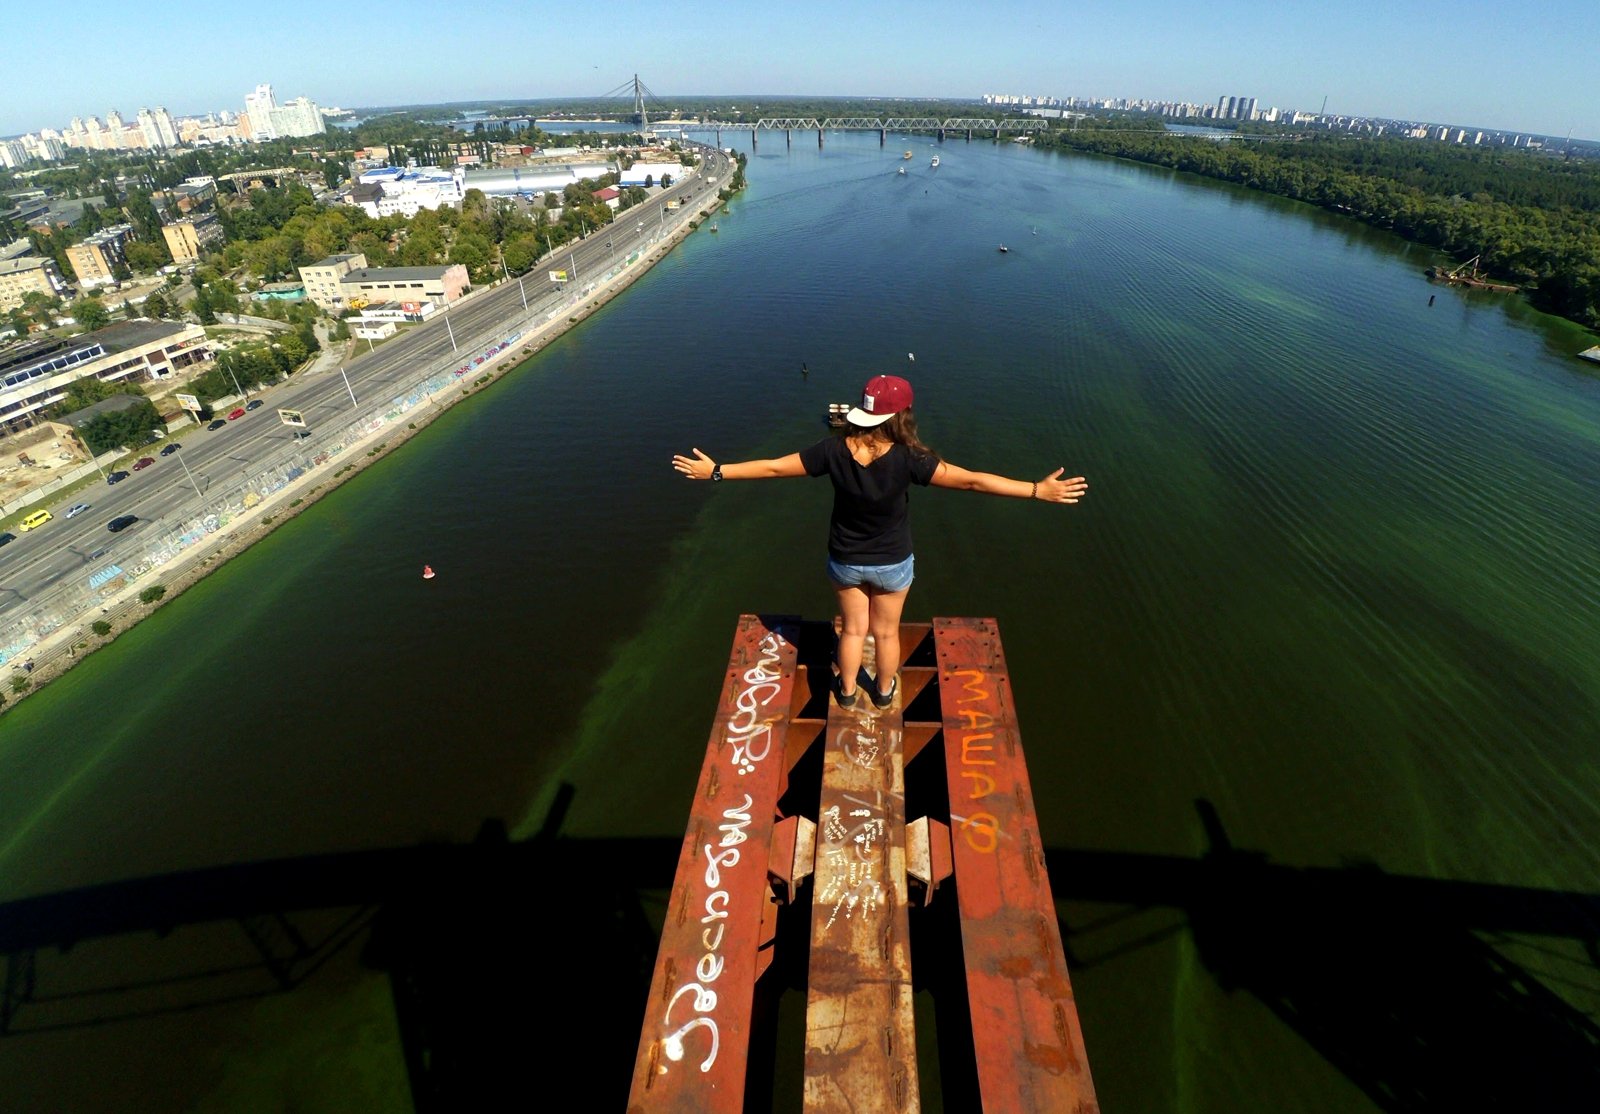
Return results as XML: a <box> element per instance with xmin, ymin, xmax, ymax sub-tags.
<box><xmin>871</xmin><ymin>674</ymin><xmax>898</xmax><ymax>710</ymax></box>
<box><xmin>834</xmin><ymin>673</ymin><xmax>859</xmax><ymax>709</ymax></box>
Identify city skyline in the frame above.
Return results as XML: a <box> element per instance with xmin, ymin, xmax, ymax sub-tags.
<box><xmin>6</xmin><ymin>0</ymin><xmax>1597</xmax><ymax>143</ymax></box>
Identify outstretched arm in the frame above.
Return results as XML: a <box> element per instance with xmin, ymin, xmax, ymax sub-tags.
<box><xmin>672</xmin><ymin>447</ymin><xmax>808</xmax><ymax>481</ymax></box>
<box><xmin>930</xmin><ymin>462</ymin><xmax>1088</xmax><ymax>503</ymax></box>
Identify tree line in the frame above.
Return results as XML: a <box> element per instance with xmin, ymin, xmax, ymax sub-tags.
<box><xmin>1039</xmin><ymin>125</ymin><xmax>1600</xmax><ymax>329</ymax></box>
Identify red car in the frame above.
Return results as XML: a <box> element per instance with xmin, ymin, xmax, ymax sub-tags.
<box><xmin>227</xmin><ymin>407</ymin><xmax>246</xmax><ymax>420</ymax></box>
<box><xmin>132</xmin><ymin>456</ymin><xmax>155</xmax><ymax>470</ymax></box>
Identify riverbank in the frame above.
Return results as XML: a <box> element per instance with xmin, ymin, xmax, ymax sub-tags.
<box><xmin>0</xmin><ymin>185</ymin><xmax>732</xmax><ymax>717</ymax></box>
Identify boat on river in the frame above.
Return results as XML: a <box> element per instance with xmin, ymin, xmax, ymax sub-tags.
<box><xmin>902</xmin><ymin>150</ymin><xmax>912</xmax><ymax>159</ymax></box>
<box><xmin>897</xmin><ymin>166</ymin><xmax>906</xmax><ymax>175</ymax></box>
<box><xmin>930</xmin><ymin>155</ymin><xmax>940</xmax><ymax>168</ymax></box>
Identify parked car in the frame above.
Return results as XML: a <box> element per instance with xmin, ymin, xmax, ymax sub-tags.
<box><xmin>65</xmin><ymin>502</ymin><xmax>91</xmax><ymax>519</ymax></box>
<box><xmin>245</xmin><ymin>399</ymin><xmax>264</xmax><ymax>411</ymax></box>
<box><xmin>107</xmin><ymin>515</ymin><xmax>139</xmax><ymax>533</ymax></box>
<box><xmin>207</xmin><ymin>418</ymin><xmax>228</xmax><ymax>431</ymax></box>
<box><xmin>132</xmin><ymin>457</ymin><xmax>155</xmax><ymax>471</ymax></box>
<box><xmin>106</xmin><ymin>470</ymin><xmax>130</xmax><ymax>485</ymax></box>
<box><xmin>227</xmin><ymin>408</ymin><xmax>246</xmax><ymax>421</ymax></box>
<box><xmin>160</xmin><ymin>442</ymin><xmax>182</xmax><ymax>456</ymax></box>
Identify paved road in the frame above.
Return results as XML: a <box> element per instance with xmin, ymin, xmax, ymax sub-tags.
<box><xmin>0</xmin><ymin>144</ymin><xmax>733</xmax><ymax>619</ymax></box>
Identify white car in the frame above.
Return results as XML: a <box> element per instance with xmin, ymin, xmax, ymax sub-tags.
<box><xmin>65</xmin><ymin>502</ymin><xmax>91</xmax><ymax>519</ymax></box>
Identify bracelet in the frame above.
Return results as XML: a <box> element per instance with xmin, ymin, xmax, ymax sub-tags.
<box><xmin>1031</xmin><ymin>482</ymin><xmax>1037</xmax><ymax>500</ymax></box>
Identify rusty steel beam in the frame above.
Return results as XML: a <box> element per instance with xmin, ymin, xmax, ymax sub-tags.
<box><xmin>628</xmin><ymin>615</ymin><xmax>802</xmax><ymax>1114</ymax></box>
<box><xmin>933</xmin><ymin>617</ymin><xmax>1099</xmax><ymax>1114</ymax></box>
<box><xmin>803</xmin><ymin>697</ymin><xmax>919</xmax><ymax>1111</ymax></box>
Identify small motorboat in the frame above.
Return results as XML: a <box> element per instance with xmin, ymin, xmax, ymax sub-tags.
<box><xmin>897</xmin><ymin>166</ymin><xmax>906</xmax><ymax>175</ymax></box>
<box><xmin>422</xmin><ymin>565</ymin><xmax>436</xmax><ymax>580</ymax></box>
<box><xmin>710</xmin><ymin>223</ymin><xmax>719</xmax><ymax>232</ymax></box>
<box><xmin>998</xmin><ymin>245</ymin><xmax>1008</xmax><ymax>253</ymax></box>
<box><xmin>902</xmin><ymin>150</ymin><xmax>912</xmax><ymax>159</ymax></box>
<box><xmin>930</xmin><ymin>155</ymin><xmax>940</xmax><ymax>168</ymax></box>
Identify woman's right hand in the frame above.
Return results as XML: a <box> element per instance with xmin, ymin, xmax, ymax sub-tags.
<box><xmin>1036</xmin><ymin>468</ymin><xmax>1089</xmax><ymax>504</ymax></box>
<box><xmin>672</xmin><ymin>447</ymin><xmax>717</xmax><ymax>480</ymax></box>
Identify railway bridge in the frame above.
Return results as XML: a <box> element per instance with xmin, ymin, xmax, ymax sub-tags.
<box><xmin>675</xmin><ymin>116</ymin><xmax>1048</xmax><ymax>148</ymax></box>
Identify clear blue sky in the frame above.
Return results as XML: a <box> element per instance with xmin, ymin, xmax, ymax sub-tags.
<box><xmin>6</xmin><ymin>0</ymin><xmax>1595</xmax><ymax>141</ymax></box>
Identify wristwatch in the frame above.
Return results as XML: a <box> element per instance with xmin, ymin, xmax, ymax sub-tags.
<box><xmin>711</xmin><ymin>464</ymin><xmax>723</xmax><ymax>482</ymax></box>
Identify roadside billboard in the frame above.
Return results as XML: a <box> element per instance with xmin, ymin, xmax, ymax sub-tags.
<box><xmin>277</xmin><ymin>408</ymin><xmax>306</xmax><ymax>427</ymax></box>
<box><xmin>175</xmin><ymin>393</ymin><xmax>203</xmax><ymax>413</ymax></box>
<box><xmin>548</xmin><ymin>270</ymin><xmax>568</xmax><ymax>283</ymax></box>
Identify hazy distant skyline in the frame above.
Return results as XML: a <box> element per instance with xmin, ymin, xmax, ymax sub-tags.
<box><xmin>6</xmin><ymin>0</ymin><xmax>1596</xmax><ymax>142</ymax></box>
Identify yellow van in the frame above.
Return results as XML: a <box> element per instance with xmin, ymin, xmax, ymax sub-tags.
<box><xmin>19</xmin><ymin>509</ymin><xmax>52</xmax><ymax>531</ymax></box>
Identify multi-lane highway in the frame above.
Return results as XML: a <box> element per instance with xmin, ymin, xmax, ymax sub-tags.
<box><xmin>0</xmin><ymin>144</ymin><xmax>732</xmax><ymax>619</ymax></box>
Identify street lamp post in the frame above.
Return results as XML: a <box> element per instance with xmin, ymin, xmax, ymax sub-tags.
<box><xmin>338</xmin><ymin>364</ymin><xmax>358</xmax><ymax>407</ymax></box>
<box><xmin>74</xmin><ymin>432</ymin><xmax>108</xmax><ymax>483</ymax></box>
<box><xmin>171</xmin><ymin>445</ymin><xmax>205</xmax><ymax>499</ymax></box>
<box><xmin>222</xmin><ymin>356</ymin><xmax>248</xmax><ymax>400</ymax></box>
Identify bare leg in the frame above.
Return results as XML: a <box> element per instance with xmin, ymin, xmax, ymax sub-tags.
<box><xmin>833</xmin><ymin>583</ymin><xmax>870</xmax><ymax>698</ymax></box>
<box><xmin>868</xmin><ymin>585</ymin><xmax>911</xmax><ymax>695</ymax></box>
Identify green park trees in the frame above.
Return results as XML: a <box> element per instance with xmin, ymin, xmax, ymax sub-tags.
<box><xmin>69</xmin><ymin>296</ymin><xmax>110</xmax><ymax>330</ymax></box>
<box><xmin>1041</xmin><ymin>127</ymin><xmax>1600</xmax><ymax>329</ymax></box>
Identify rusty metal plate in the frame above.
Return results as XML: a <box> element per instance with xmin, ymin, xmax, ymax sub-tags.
<box><xmin>803</xmin><ymin>703</ymin><xmax>920</xmax><ymax>1112</ymax></box>
<box><xmin>628</xmin><ymin>615</ymin><xmax>800</xmax><ymax>1113</ymax></box>
<box><xmin>933</xmin><ymin>617</ymin><xmax>1099</xmax><ymax>1114</ymax></box>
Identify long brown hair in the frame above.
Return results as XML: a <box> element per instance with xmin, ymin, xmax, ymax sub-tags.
<box><xmin>845</xmin><ymin>409</ymin><xmax>938</xmax><ymax>460</ymax></box>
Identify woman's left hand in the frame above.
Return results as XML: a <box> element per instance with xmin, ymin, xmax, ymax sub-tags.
<box><xmin>1036</xmin><ymin>468</ymin><xmax>1088</xmax><ymax>504</ymax></box>
<box><xmin>672</xmin><ymin>447</ymin><xmax>717</xmax><ymax>480</ymax></box>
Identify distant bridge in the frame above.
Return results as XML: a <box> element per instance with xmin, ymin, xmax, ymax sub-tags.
<box><xmin>670</xmin><ymin>117</ymin><xmax>1050</xmax><ymax>147</ymax></box>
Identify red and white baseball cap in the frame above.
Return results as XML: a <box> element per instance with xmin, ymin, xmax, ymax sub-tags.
<box><xmin>847</xmin><ymin>375</ymin><xmax>914</xmax><ymax>427</ymax></box>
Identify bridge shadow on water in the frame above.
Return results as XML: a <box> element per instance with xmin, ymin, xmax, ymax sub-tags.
<box><xmin>0</xmin><ymin>790</ymin><xmax>1597</xmax><ymax>1112</ymax></box>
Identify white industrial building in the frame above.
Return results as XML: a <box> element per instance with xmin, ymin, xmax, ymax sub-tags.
<box><xmin>619</xmin><ymin>162</ymin><xmax>681</xmax><ymax>187</ymax></box>
<box><xmin>462</xmin><ymin>163</ymin><xmax>615</xmax><ymax>198</ymax></box>
<box><xmin>348</xmin><ymin>167</ymin><xmax>467</xmax><ymax>217</ymax></box>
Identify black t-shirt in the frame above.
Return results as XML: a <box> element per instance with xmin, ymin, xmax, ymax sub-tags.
<box><xmin>799</xmin><ymin>437</ymin><xmax>939</xmax><ymax>565</ymax></box>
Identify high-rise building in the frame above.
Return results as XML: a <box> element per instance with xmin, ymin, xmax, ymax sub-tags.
<box><xmin>150</xmin><ymin>107</ymin><xmax>179</xmax><ymax>148</ymax></box>
<box><xmin>244</xmin><ymin>83</ymin><xmax>278</xmax><ymax>141</ymax></box>
<box><xmin>135</xmin><ymin>107</ymin><xmax>180</xmax><ymax>149</ymax></box>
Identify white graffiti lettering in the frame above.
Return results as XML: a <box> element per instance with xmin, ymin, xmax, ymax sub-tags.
<box><xmin>660</xmin><ymin>792</ymin><xmax>763</xmax><ymax>1079</ymax></box>
<box><xmin>662</xmin><ymin>1016</ymin><xmax>720</xmax><ymax>1074</ymax></box>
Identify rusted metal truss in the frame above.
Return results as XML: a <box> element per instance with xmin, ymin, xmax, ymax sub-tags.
<box><xmin>628</xmin><ymin>615</ymin><xmax>1098</xmax><ymax>1114</ymax></box>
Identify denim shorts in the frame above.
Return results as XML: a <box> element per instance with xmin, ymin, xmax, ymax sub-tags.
<box><xmin>827</xmin><ymin>554</ymin><xmax>915</xmax><ymax>593</ymax></box>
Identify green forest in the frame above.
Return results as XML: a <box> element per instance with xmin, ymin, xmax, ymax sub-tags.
<box><xmin>1040</xmin><ymin>125</ymin><xmax>1600</xmax><ymax>329</ymax></box>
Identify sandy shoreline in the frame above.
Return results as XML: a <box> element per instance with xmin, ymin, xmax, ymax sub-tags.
<box><xmin>1</xmin><ymin>190</ymin><xmax>729</xmax><ymax>715</ymax></box>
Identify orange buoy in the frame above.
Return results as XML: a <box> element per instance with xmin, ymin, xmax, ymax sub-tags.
<box><xmin>422</xmin><ymin>565</ymin><xmax>435</xmax><ymax>579</ymax></box>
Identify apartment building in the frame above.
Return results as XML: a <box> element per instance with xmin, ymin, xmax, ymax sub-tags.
<box><xmin>160</xmin><ymin>214</ymin><xmax>223</xmax><ymax>265</ymax></box>
<box><xmin>0</xmin><ymin>256</ymin><xmax>68</xmax><ymax>312</ymax></box>
<box><xmin>298</xmin><ymin>253</ymin><xmax>367</xmax><ymax>311</ymax></box>
<box><xmin>65</xmin><ymin>223</ymin><xmax>134</xmax><ymax>289</ymax></box>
